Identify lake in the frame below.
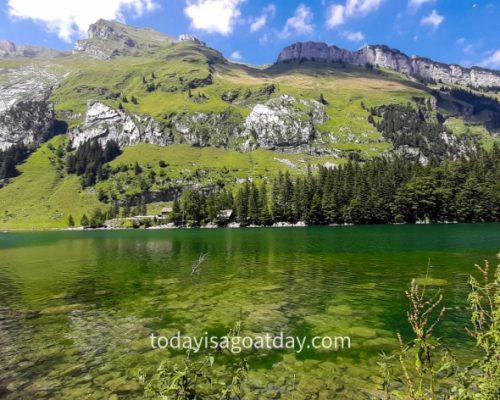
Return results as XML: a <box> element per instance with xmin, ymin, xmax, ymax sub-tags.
<box><xmin>0</xmin><ymin>224</ymin><xmax>499</xmax><ymax>399</ymax></box>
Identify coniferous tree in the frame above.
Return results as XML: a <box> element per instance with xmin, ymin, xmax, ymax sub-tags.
<box><xmin>80</xmin><ymin>214</ymin><xmax>89</xmax><ymax>227</ymax></box>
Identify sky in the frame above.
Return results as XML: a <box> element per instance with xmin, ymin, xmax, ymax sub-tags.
<box><xmin>1</xmin><ymin>0</ymin><xmax>500</xmax><ymax>69</ymax></box>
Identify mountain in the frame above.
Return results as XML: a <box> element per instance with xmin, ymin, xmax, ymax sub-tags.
<box><xmin>0</xmin><ymin>39</ymin><xmax>62</xmax><ymax>59</ymax></box>
<box><xmin>73</xmin><ymin>19</ymin><xmax>206</xmax><ymax>60</ymax></box>
<box><xmin>0</xmin><ymin>19</ymin><xmax>499</xmax><ymax>228</ymax></box>
<box><xmin>278</xmin><ymin>42</ymin><xmax>500</xmax><ymax>90</ymax></box>
<box><xmin>74</xmin><ymin>19</ymin><xmax>176</xmax><ymax>59</ymax></box>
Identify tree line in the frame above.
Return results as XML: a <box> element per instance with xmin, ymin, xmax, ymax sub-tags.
<box><xmin>369</xmin><ymin>104</ymin><xmax>478</xmax><ymax>161</ymax></box>
<box><xmin>66</xmin><ymin>140</ymin><xmax>121</xmax><ymax>187</ymax></box>
<box><xmin>164</xmin><ymin>144</ymin><xmax>499</xmax><ymax>227</ymax></box>
<box><xmin>0</xmin><ymin>143</ymin><xmax>29</xmax><ymax>180</ymax></box>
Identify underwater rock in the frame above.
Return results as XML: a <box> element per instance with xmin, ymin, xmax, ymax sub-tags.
<box><xmin>349</xmin><ymin>326</ymin><xmax>378</xmax><ymax>339</ymax></box>
<box><xmin>105</xmin><ymin>377</ymin><xmax>142</xmax><ymax>394</ymax></box>
<box><xmin>414</xmin><ymin>277</ymin><xmax>448</xmax><ymax>286</ymax></box>
<box><xmin>39</xmin><ymin>304</ymin><xmax>86</xmax><ymax>315</ymax></box>
<box><xmin>327</xmin><ymin>304</ymin><xmax>354</xmax><ymax>316</ymax></box>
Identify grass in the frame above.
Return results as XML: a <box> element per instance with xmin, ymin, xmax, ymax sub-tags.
<box><xmin>0</xmin><ymin>141</ymin><xmax>343</xmax><ymax>229</ymax></box>
<box><xmin>0</xmin><ymin>136</ymin><xmax>102</xmax><ymax>229</ymax></box>
<box><xmin>97</xmin><ymin>144</ymin><xmax>345</xmax><ymax>200</ymax></box>
<box><xmin>443</xmin><ymin>117</ymin><xmax>497</xmax><ymax>150</ymax></box>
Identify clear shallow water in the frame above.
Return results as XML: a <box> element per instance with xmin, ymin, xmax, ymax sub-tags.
<box><xmin>0</xmin><ymin>224</ymin><xmax>499</xmax><ymax>399</ymax></box>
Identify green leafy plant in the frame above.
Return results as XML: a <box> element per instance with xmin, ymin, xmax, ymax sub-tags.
<box><xmin>379</xmin><ymin>256</ymin><xmax>500</xmax><ymax>400</ymax></box>
<box><xmin>451</xmin><ymin>257</ymin><xmax>500</xmax><ymax>399</ymax></box>
<box><xmin>140</xmin><ymin>321</ymin><xmax>249</xmax><ymax>399</ymax></box>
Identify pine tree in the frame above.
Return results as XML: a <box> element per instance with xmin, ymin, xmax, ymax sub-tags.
<box><xmin>247</xmin><ymin>183</ymin><xmax>259</xmax><ymax>225</ymax></box>
<box><xmin>170</xmin><ymin>199</ymin><xmax>182</xmax><ymax>225</ymax></box>
<box><xmin>80</xmin><ymin>214</ymin><xmax>89</xmax><ymax>227</ymax></box>
<box><xmin>134</xmin><ymin>162</ymin><xmax>142</xmax><ymax>175</ymax></box>
<box><xmin>68</xmin><ymin>215</ymin><xmax>75</xmax><ymax>228</ymax></box>
<box><xmin>236</xmin><ymin>183</ymin><xmax>250</xmax><ymax>224</ymax></box>
<box><xmin>206</xmin><ymin>192</ymin><xmax>219</xmax><ymax>223</ymax></box>
<box><xmin>122</xmin><ymin>203</ymin><xmax>131</xmax><ymax>218</ymax></box>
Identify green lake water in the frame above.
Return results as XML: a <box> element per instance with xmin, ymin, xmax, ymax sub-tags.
<box><xmin>0</xmin><ymin>224</ymin><xmax>499</xmax><ymax>399</ymax></box>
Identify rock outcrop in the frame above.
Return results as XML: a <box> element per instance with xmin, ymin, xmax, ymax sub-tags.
<box><xmin>0</xmin><ymin>100</ymin><xmax>54</xmax><ymax>150</ymax></box>
<box><xmin>0</xmin><ymin>40</ymin><xmax>61</xmax><ymax>59</ymax></box>
<box><xmin>71</xmin><ymin>96</ymin><xmax>331</xmax><ymax>153</ymax></box>
<box><xmin>277</xmin><ymin>42</ymin><xmax>500</xmax><ymax>89</ymax></box>
<box><xmin>0</xmin><ymin>65</ymin><xmax>58</xmax><ymax>150</ymax></box>
<box><xmin>178</xmin><ymin>34</ymin><xmax>206</xmax><ymax>47</ymax></box>
<box><xmin>74</xmin><ymin>19</ymin><xmax>174</xmax><ymax>59</ymax></box>
<box><xmin>70</xmin><ymin>101</ymin><xmax>173</xmax><ymax>148</ymax></box>
<box><xmin>171</xmin><ymin>111</ymin><xmax>242</xmax><ymax>147</ymax></box>
<box><xmin>241</xmin><ymin>95</ymin><xmax>328</xmax><ymax>152</ymax></box>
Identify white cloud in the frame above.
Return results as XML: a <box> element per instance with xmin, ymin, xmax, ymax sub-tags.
<box><xmin>279</xmin><ymin>4</ymin><xmax>314</xmax><ymax>39</ymax></box>
<box><xmin>421</xmin><ymin>9</ymin><xmax>444</xmax><ymax>29</ymax></box>
<box><xmin>326</xmin><ymin>0</ymin><xmax>384</xmax><ymax>29</ymax></box>
<box><xmin>230</xmin><ymin>50</ymin><xmax>242</xmax><ymax>61</ymax></box>
<box><xmin>7</xmin><ymin>0</ymin><xmax>157</xmax><ymax>42</ymax></box>
<box><xmin>480</xmin><ymin>50</ymin><xmax>500</xmax><ymax>69</ymax></box>
<box><xmin>184</xmin><ymin>0</ymin><xmax>244</xmax><ymax>35</ymax></box>
<box><xmin>342</xmin><ymin>30</ymin><xmax>365</xmax><ymax>42</ymax></box>
<box><xmin>326</xmin><ymin>5</ymin><xmax>345</xmax><ymax>28</ymax></box>
<box><xmin>408</xmin><ymin>0</ymin><xmax>436</xmax><ymax>10</ymax></box>
<box><xmin>250</xmin><ymin>4</ymin><xmax>276</xmax><ymax>33</ymax></box>
<box><xmin>345</xmin><ymin>0</ymin><xmax>384</xmax><ymax>17</ymax></box>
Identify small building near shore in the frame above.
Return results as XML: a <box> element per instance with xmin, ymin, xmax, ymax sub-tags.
<box><xmin>218</xmin><ymin>209</ymin><xmax>233</xmax><ymax>221</ymax></box>
<box><xmin>159</xmin><ymin>207</ymin><xmax>173</xmax><ymax>218</ymax></box>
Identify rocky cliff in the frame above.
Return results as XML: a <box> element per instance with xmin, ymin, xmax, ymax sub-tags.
<box><xmin>0</xmin><ymin>65</ymin><xmax>58</xmax><ymax>150</ymax></box>
<box><xmin>70</xmin><ymin>96</ymin><xmax>331</xmax><ymax>153</ymax></box>
<box><xmin>277</xmin><ymin>42</ymin><xmax>500</xmax><ymax>89</ymax></box>
<box><xmin>70</xmin><ymin>100</ymin><xmax>173</xmax><ymax>148</ymax></box>
<box><xmin>241</xmin><ymin>95</ymin><xmax>328</xmax><ymax>152</ymax></box>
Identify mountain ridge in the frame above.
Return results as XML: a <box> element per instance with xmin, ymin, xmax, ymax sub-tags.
<box><xmin>277</xmin><ymin>41</ymin><xmax>500</xmax><ymax>90</ymax></box>
<box><xmin>0</xmin><ymin>39</ymin><xmax>63</xmax><ymax>59</ymax></box>
<box><xmin>2</xmin><ymin>18</ymin><xmax>499</xmax><ymax>87</ymax></box>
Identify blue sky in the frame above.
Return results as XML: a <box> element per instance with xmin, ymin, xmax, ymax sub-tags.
<box><xmin>1</xmin><ymin>0</ymin><xmax>500</xmax><ymax>69</ymax></box>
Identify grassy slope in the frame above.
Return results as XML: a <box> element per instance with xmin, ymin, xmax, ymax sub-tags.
<box><xmin>0</xmin><ymin>139</ymin><xmax>342</xmax><ymax>229</ymax></box>
<box><xmin>0</xmin><ymin>136</ymin><xmax>102</xmax><ymax>229</ymax></box>
<box><xmin>1</xmin><ymin>42</ymin><xmax>498</xmax><ymax>228</ymax></box>
<box><xmin>46</xmin><ymin>44</ymin><xmax>433</xmax><ymax>149</ymax></box>
<box><xmin>95</xmin><ymin>144</ymin><xmax>343</xmax><ymax>211</ymax></box>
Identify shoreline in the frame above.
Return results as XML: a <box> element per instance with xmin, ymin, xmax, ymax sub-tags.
<box><xmin>1</xmin><ymin>220</ymin><xmax>486</xmax><ymax>233</ymax></box>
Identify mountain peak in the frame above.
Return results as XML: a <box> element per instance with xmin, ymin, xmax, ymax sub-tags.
<box><xmin>178</xmin><ymin>34</ymin><xmax>206</xmax><ymax>47</ymax></box>
<box><xmin>277</xmin><ymin>41</ymin><xmax>500</xmax><ymax>89</ymax></box>
<box><xmin>74</xmin><ymin>19</ymin><xmax>174</xmax><ymax>60</ymax></box>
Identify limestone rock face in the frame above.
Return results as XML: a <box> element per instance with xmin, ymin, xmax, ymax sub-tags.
<box><xmin>241</xmin><ymin>95</ymin><xmax>328</xmax><ymax>152</ymax></box>
<box><xmin>0</xmin><ymin>101</ymin><xmax>54</xmax><ymax>150</ymax></box>
<box><xmin>70</xmin><ymin>101</ymin><xmax>173</xmax><ymax>148</ymax></box>
<box><xmin>70</xmin><ymin>97</ymin><xmax>331</xmax><ymax>153</ymax></box>
<box><xmin>277</xmin><ymin>42</ymin><xmax>500</xmax><ymax>89</ymax></box>
<box><xmin>0</xmin><ymin>66</ymin><xmax>58</xmax><ymax>150</ymax></box>
<box><xmin>172</xmin><ymin>111</ymin><xmax>242</xmax><ymax>147</ymax></box>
